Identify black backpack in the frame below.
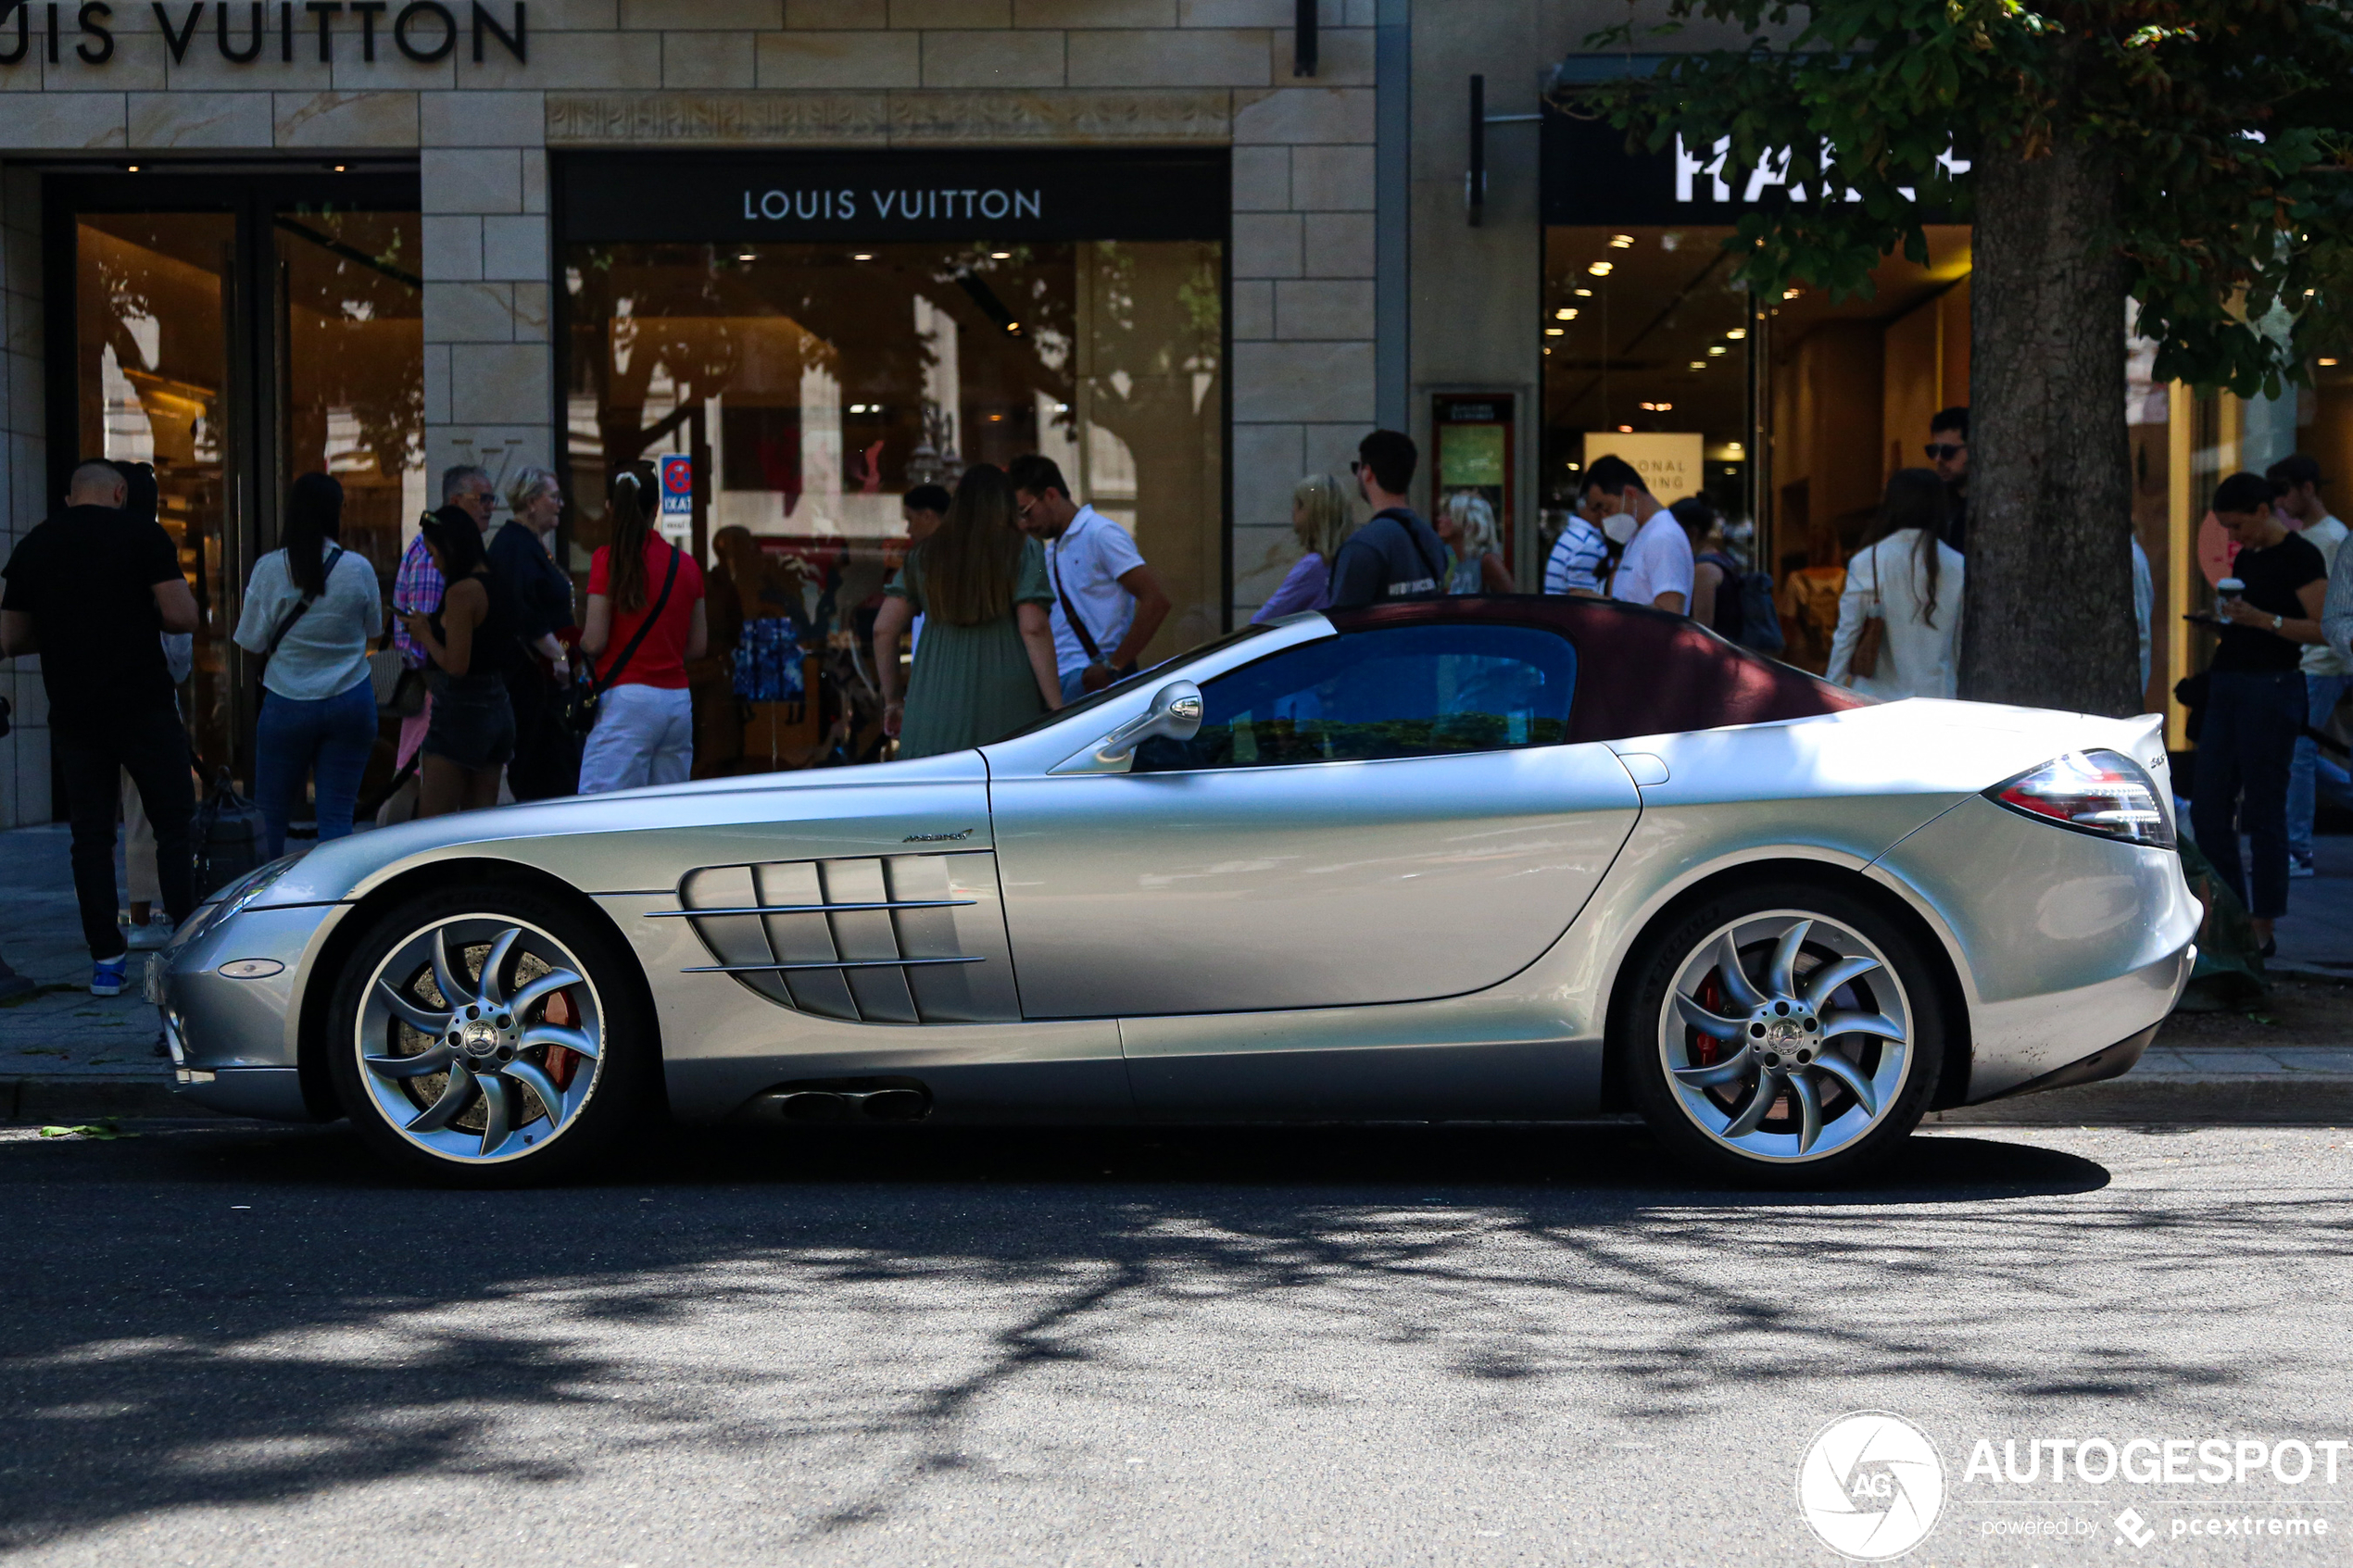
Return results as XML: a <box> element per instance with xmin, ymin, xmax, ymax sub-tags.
<box><xmin>195</xmin><ymin>768</ymin><xmax>271</xmax><ymax>897</ymax></box>
<box><xmin>1700</xmin><ymin>550</ymin><xmax>1787</xmax><ymax>656</ymax></box>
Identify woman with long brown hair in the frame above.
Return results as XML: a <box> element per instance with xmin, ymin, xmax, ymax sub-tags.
<box><xmin>578</xmin><ymin>464</ymin><xmax>708</xmax><ymax>794</ymax></box>
<box><xmin>1826</xmin><ymin>468</ymin><xmax>1966</xmax><ymax>699</ymax></box>
<box><xmin>872</xmin><ymin>464</ymin><xmax>1061</xmax><ymax>759</ymax></box>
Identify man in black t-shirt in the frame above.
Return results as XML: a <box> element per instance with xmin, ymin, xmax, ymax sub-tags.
<box><xmin>2193</xmin><ymin>471</ymin><xmax>2332</xmax><ymax>949</ymax></box>
<box><xmin>1327</xmin><ymin>430</ymin><xmax>1448</xmax><ymax>611</ymax></box>
<box><xmin>0</xmin><ymin>459</ymin><xmax>201</xmax><ymax>994</ymax></box>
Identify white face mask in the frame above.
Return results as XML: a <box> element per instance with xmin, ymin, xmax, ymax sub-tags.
<box><xmin>1602</xmin><ymin>510</ymin><xmax>1638</xmax><ymax>546</ymax></box>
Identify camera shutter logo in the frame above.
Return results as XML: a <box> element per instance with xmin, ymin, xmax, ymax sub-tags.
<box><xmin>1796</xmin><ymin>1411</ymin><xmax>1945</xmax><ymax>1560</ymax></box>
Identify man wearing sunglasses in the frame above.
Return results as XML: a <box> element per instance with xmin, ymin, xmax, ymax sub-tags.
<box><xmin>1926</xmin><ymin>407</ymin><xmax>1969</xmax><ymax>553</ymax></box>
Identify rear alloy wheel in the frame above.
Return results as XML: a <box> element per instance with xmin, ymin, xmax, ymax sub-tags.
<box><xmin>1623</xmin><ymin>884</ymin><xmax>1944</xmax><ymax>1186</ymax></box>
<box><xmin>326</xmin><ymin>888</ymin><xmax>657</xmax><ymax>1185</ymax></box>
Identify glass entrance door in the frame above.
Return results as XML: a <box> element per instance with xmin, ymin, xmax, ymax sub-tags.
<box><xmin>59</xmin><ymin>172</ymin><xmax>421</xmax><ymax>785</ymax></box>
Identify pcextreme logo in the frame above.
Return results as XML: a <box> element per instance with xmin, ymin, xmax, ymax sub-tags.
<box><xmin>1798</xmin><ymin>1411</ymin><xmax>1947</xmax><ymax>1561</ymax></box>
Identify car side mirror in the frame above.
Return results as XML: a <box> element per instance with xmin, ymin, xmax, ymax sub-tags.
<box><xmin>1093</xmin><ymin>680</ymin><xmax>1203</xmax><ymax>768</ymax></box>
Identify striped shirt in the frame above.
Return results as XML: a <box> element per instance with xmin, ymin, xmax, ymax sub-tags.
<box><xmin>1543</xmin><ymin>515</ymin><xmax>1609</xmax><ymax>596</ymax></box>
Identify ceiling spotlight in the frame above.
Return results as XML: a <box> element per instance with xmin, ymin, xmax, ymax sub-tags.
<box><xmin>332</xmin><ymin>164</ymin><xmax>346</xmax><ymax>172</ymax></box>
<box><xmin>1554</xmin><ymin>307</ymin><xmax>1577</xmax><ymax>321</ymax></box>
<box><xmin>991</xmin><ymin>251</ymin><xmax>1013</xmax><ymax>260</ymax></box>
<box><xmin>1004</xmin><ymin>320</ymin><xmax>1021</xmax><ymax>332</ymax></box>
<box><xmin>1727</xmin><ymin>443</ymin><xmax>1744</xmax><ymax>454</ymax></box>
<box><xmin>737</xmin><ymin>251</ymin><xmax>756</xmax><ymax>262</ymax></box>
<box><xmin>1588</xmin><ymin>261</ymin><xmax>1614</xmax><ymax>276</ymax></box>
<box><xmin>1782</xmin><ymin>286</ymin><xmax>1802</xmax><ymax>300</ymax></box>
<box><xmin>127</xmin><ymin>164</ymin><xmax>140</xmax><ymax>171</ymax></box>
<box><xmin>2321</xmin><ymin>357</ymin><xmax>2341</xmax><ymax>367</ymax></box>
<box><xmin>1707</xmin><ymin>345</ymin><xmax>1727</xmax><ymax>356</ymax></box>
<box><xmin>1639</xmin><ymin>401</ymin><xmax>1673</xmax><ymax>412</ymax></box>
<box><xmin>852</xmin><ymin>253</ymin><xmax>874</xmax><ymax>261</ymax></box>
<box><xmin>1725</xmin><ymin>328</ymin><xmax>1747</xmax><ymax>340</ymax></box>
<box><xmin>1574</xmin><ymin>287</ymin><xmax>1593</xmax><ymax>298</ymax></box>
<box><xmin>1617</xmin><ymin>424</ymin><xmax>1633</xmax><ymax>433</ymax></box>
<box><xmin>1544</xmin><ymin>327</ymin><xmax>1565</xmax><ymax>336</ymax></box>
<box><xmin>1609</xmin><ymin>233</ymin><xmax>1634</xmax><ymax>249</ymax></box>
<box><xmin>1689</xmin><ymin>360</ymin><xmax>1705</xmax><ymax>370</ymax></box>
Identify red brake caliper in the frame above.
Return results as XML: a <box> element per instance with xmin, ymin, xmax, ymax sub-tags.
<box><xmin>543</xmin><ymin>989</ymin><xmax>580</xmax><ymax>1090</ymax></box>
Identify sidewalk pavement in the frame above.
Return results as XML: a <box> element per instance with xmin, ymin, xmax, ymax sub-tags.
<box><xmin>4</xmin><ymin>822</ymin><xmax>2353</xmax><ymax>1127</ymax></box>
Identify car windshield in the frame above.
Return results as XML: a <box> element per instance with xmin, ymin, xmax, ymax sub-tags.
<box><xmin>989</xmin><ymin>622</ymin><xmax>1280</xmax><ymax>746</ymax></box>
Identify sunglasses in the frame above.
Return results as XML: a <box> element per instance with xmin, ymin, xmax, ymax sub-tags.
<box><xmin>1924</xmin><ymin>443</ymin><xmax>1966</xmax><ymax>461</ymax></box>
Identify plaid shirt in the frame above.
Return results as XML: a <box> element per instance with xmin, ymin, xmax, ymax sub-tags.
<box><xmin>391</xmin><ymin>533</ymin><xmax>443</xmax><ymax>668</ymax></box>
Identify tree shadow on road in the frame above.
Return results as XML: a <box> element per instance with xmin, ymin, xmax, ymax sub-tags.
<box><xmin>3</xmin><ymin>1120</ymin><xmax>2330</xmax><ymax>1555</ymax></box>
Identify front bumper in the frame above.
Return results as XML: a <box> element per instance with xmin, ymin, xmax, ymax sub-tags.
<box><xmin>156</xmin><ymin>901</ymin><xmax>348</xmax><ymax>1123</ymax></box>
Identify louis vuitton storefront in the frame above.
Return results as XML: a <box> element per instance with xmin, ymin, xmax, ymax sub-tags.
<box><xmin>0</xmin><ymin>6</ymin><xmax>1384</xmax><ymax>823</ymax></box>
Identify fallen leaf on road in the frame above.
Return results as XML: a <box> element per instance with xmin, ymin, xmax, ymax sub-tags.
<box><xmin>36</xmin><ymin>1121</ymin><xmax>138</xmax><ymax>1141</ymax></box>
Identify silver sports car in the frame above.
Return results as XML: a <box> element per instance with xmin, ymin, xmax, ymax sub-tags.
<box><xmin>157</xmin><ymin>596</ymin><xmax>2196</xmax><ymax>1185</ymax></box>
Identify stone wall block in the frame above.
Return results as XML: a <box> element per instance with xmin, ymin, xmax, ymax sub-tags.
<box><xmin>1302</xmin><ymin>422</ymin><xmax>1368</xmax><ymax>477</ymax></box>
<box><xmin>422</xmin><ymin>147</ymin><xmax>523</xmax><ymax>214</ymax></box>
<box><xmin>1229</xmin><ymin>278</ymin><xmax>1274</xmax><ymax>340</ymax></box>
<box><xmin>423</xmin><ymin>343</ymin><xmax>453</xmax><ymax>424</ymax></box>
<box><xmin>447</xmin><ymin>345</ymin><xmax>552</xmax><ymax>425</ymax></box>
<box><xmin>47</xmin><ymin>31</ymin><xmax>169</xmax><ymax>92</ymax></box>
<box><xmin>1230</xmin><ymin>420</ymin><xmax>1305</xmax><ymax>518</ymax></box>
<box><xmin>164</xmin><ymin>46</ymin><xmax>330</xmax><ymax>93</ymax></box>
<box><xmin>423</xmin><ymin>281</ymin><xmax>519</xmax><ymax>344</ymax></box>
<box><xmin>510</xmin><ymin>281</ymin><xmax>552</xmax><ymax>343</ymax></box>
<box><xmin>1231</xmin><ymin>84</ymin><xmax>1371</xmax><ymax>144</ymax></box>
<box><xmin>664</xmin><ymin>32</ymin><xmax>761</xmax><ymax>89</ymax></box>
<box><xmin>480</xmin><ymin>215</ymin><xmax>549</xmax><ymax>282</ymax></box>
<box><xmin>920</xmin><ymin>30</ymin><xmax>1066</xmax><ymax>89</ymax></box>
<box><xmin>273</xmin><ymin>90</ymin><xmax>419</xmax><ymax>146</ymax></box>
<box><xmin>1228</xmin><ymin>211</ymin><xmax>1302</xmax><ymax>280</ymax></box>
<box><xmin>889</xmin><ymin>0</ymin><xmax>1012</xmax><ymax>24</ymax></box>
<box><xmin>623</xmin><ymin>0</ymin><xmax>783</xmax><ymax>25</ymax></box>
<box><xmin>758</xmin><ymin>31</ymin><xmax>922</xmax><ymax>89</ymax></box>
<box><xmin>128</xmin><ymin>91</ymin><xmax>273</xmax><ymax>148</ymax></box>
<box><xmin>1302</xmin><ymin>210</ymin><xmax>1373</xmax><ymax>278</ymax></box>
<box><xmin>786</xmin><ymin>0</ymin><xmax>889</xmax><ymax>26</ymax></box>
<box><xmin>521</xmin><ymin>148</ymin><xmax>547</xmax><ymax>212</ymax></box>
<box><xmin>4</xmin><ymin>94</ymin><xmax>127</xmax><ymax>148</ymax></box>
<box><xmin>1176</xmin><ymin>0</ymin><xmax>1287</xmax><ymax>22</ymax></box>
<box><xmin>1232</xmin><ymin>339</ymin><xmax>1374</xmax><ymax>423</ymax></box>
<box><xmin>1275</xmin><ymin>278</ymin><xmax>1372</xmax><ymax>340</ymax></box>
<box><xmin>1014</xmin><ymin>0</ymin><xmax>1174</xmax><ymax>25</ymax></box>
<box><xmin>1269</xmin><ymin>25</ymin><xmax>1373</xmax><ymax>85</ymax></box>
<box><xmin>475</xmin><ymin>30</ymin><xmax>664</xmax><ymax>90</ymax></box>
<box><xmin>1229</xmin><ymin>142</ymin><xmax>1289</xmax><ymax>210</ymax></box>
<box><xmin>421</xmin><ymin>90</ymin><xmax>547</xmax><ymax>146</ymax></box>
<box><xmin>1230</xmin><ymin>520</ymin><xmax>1300</xmax><ymax>609</ymax></box>
<box><xmin>1066</xmin><ymin>27</ymin><xmax>1266</xmax><ymax>88</ymax></box>
<box><xmin>422</xmin><ymin>214</ymin><xmax>484</xmax><ymax>281</ymax></box>
<box><xmin>328</xmin><ymin>53</ymin><xmax>457</xmax><ymax>93</ymax></box>
<box><xmin>1290</xmin><ymin>143</ymin><xmax>1374</xmax><ymax>210</ymax></box>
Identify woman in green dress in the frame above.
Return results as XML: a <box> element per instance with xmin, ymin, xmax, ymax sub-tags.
<box><xmin>874</xmin><ymin>464</ymin><xmax>1063</xmax><ymax>759</ymax></box>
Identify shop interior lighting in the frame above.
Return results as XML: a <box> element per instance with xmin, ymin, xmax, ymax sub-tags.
<box><xmin>1004</xmin><ymin>320</ymin><xmax>1021</xmax><ymax>333</ymax></box>
<box><xmin>1727</xmin><ymin>442</ymin><xmax>1743</xmax><ymax>454</ymax></box>
<box><xmin>1554</xmin><ymin>307</ymin><xmax>1577</xmax><ymax>320</ymax></box>
<box><xmin>1574</xmin><ymin>287</ymin><xmax>1593</xmax><ymax>297</ymax></box>
<box><xmin>1689</xmin><ymin>360</ymin><xmax>1705</xmax><ymax>370</ymax></box>
<box><xmin>1608</xmin><ymin>233</ymin><xmax>1634</xmax><ymax>248</ymax></box>
<box><xmin>1781</xmin><ymin>286</ymin><xmax>1802</xmax><ymax>299</ymax></box>
<box><xmin>852</xmin><ymin>253</ymin><xmax>874</xmax><ymax>261</ymax></box>
<box><xmin>992</xmin><ymin>251</ymin><xmax>1013</xmax><ymax>259</ymax></box>
<box><xmin>127</xmin><ymin>164</ymin><xmax>140</xmax><ymax>171</ymax></box>
<box><xmin>1640</xmin><ymin>401</ymin><xmax>1672</xmax><ymax>412</ymax></box>
<box><xmin>1588</xmin><ymin>261</ymin><xmax>1613</xmax><ymax>276</ymax></box>
<box><xmin>2322</xmin><ymin>358</ymin><xmax>2341</xmax><ymax>367</ymax></box>
<box><xmin>737</xmin><ymin>251</ymin><xmax>757</xmax><ymax>262</ymax></box>
<box><xmin>1725</xmin><ymin>328</ymin><xmax>1746</xmax><ymax>340</ymax></box>
<box><xmin>1544</xmin><ymin>327</ymin><xmax>1565</xmax><ymax>336</ymax></box>
<box><xmin>1617</xmin><ymin>424</ymin><xmax>1633</xmax><ymax>433</ymax></box>
<box><xmin>1707</xmin><ymin>345</ymin><xmax>1727</xmax><ymax>356</ymax></box>
<box><xmin>332</xmin><ymin>164</ymin><xmax>346</xmax><ymax>172</ymax></box>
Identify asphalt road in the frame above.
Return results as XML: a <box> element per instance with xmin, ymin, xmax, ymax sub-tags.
<box><xmin>2</xmin><ymin>1120</ymin><xmax>2348</xmax><ymax>1567</ymax></box>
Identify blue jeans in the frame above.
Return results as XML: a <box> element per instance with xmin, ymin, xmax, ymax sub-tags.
<box><xmin>254</xmin><ymin>677</ymin><xmax>379</xmax><ymax>859</ymax></box>
<box><xmin>2288</xmin><ymin>671</ymin><xmax>2353</xmax><ymax>861</ymax></box>
<box><xmin>2191</xmin><ymin>669</ymin><xmax>2305</xmax><ymax>920</ymax></box>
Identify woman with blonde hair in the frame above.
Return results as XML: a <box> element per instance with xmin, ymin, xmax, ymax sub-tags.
<box><xmin>1435</xmin><ymin>491</ymin><xmax>1516</xmax><ymax>595</ymax></box>
<box><xmin>1252</xmin><ymin>472</ymin><xmax>1355</xmax><ymax>622</ymax></box>
<box><xmin>874</xmin><ymin>464</ymin><xmax>1062</xmax><ymax>758</ymax></box>
<box><xmin>488</xmin><ymin>462</ymin><xmax>580</xmax><ymax>798</ymax></box>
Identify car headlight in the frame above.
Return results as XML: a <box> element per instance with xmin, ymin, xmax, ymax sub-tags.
<box><xmin>1988</xmin><ymin>749</ymin><xmax>2175</xmax><ymax>849</ymax></box>
<box><xmin>212</xmin><ymin>854</ymin><xmax>307</xmax><ymax>926</ymax></box>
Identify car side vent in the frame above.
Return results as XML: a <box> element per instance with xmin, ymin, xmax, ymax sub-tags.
<box><xmin>663</xmin><ymin>852</ymin><xmax>1019</xmax><ymax>1024</ymax></box>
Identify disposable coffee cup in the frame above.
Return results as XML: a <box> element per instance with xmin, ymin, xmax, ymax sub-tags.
<box><xmin>2217</xmin><ymin>577</ymin><xmax>2245</xmax><ymax>605</ymax></box>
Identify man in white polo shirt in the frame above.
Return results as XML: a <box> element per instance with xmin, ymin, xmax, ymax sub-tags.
<box><xmin>1009</xmin><ymin>453</ymin><xmax>1173</xmax><ymax>699</ymax></box>
<box><xmin>1585</xmin><ymin>453</ymin><xmax>1694</xmax><ymax>613</ymax></box>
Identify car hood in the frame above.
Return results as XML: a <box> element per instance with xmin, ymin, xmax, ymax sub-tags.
<box><xmin>249</xmin><ymin>749</ymin><xmax>990</xmax><ymax>909</ymax></box>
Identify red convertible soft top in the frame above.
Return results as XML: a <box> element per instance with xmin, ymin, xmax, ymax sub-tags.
<box><xmin>1324</xmin><ymin>595</ymin><xmax>1871</xmax><ymax>745</ymax></box>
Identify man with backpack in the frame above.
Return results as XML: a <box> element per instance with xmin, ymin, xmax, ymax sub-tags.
<box><xmin>1327</xmin><ymin>430</ymin><xmax>1450</xmax><ymax>610</ymax></box>
<box><xmin>0</xmin><ymin>460</ymin><xmax>201</xmax><ymax>995</ymax></box>
<box><xmin>1676</xmin><ymin>495</ymin><xmax>1787</xmax><ymax>655</ymax></box>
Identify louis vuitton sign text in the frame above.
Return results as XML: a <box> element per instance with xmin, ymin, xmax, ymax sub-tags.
<box><xmin>0</xmin><ymin>2</ymin><xmax>527</xmax><ymax>67</ymax></box>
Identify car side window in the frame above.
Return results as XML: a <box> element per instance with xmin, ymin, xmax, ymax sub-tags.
<box><xmin>1133</xmin><ymin>622</ymin><xmax>1577</xmax><ymax>772</ymax></box>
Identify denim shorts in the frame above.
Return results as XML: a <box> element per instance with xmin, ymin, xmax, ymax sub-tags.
<box><xmin>423</xmin><ymin>680</ymin><xmax>516</xmax><ymax>771</ymax></box>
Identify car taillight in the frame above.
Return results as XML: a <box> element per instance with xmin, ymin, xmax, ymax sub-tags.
<box><xmin>1988</xmin><ymin>749</ymin><xmax>2174</xmax><ymax>848</ymax></box>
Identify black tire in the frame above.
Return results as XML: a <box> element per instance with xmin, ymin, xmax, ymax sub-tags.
<box><xmin>1617</xmin><ymin>880</ymin><xmax>1945</xmax><ymax>1188</ymax></box>
<box><xmin>325</xmin><ymin>884</ymin><xmax>661</xmax><ymax>1186</ymax></box>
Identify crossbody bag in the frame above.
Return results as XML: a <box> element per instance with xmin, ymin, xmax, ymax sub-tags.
<box><xmin>259</xmin><ymin>546</ymin><xmax>345</xmax><ymax>682</ymax></box>
<box><xmin>560</xmin><ymin>543</ymin><xmax>679</xmax><ymax>738</ymax></box>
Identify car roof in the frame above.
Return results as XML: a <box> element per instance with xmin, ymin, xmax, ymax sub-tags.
<box><xmin>1323</xmin><ymin>595</ymin><xmax>1869</xmax><ymax>744</ymax></box>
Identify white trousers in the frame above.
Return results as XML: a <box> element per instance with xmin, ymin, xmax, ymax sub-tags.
<box><xmin>578</xmin><ymin>684</ymin><xmax>695</xmax><ymax>795</ymax></box>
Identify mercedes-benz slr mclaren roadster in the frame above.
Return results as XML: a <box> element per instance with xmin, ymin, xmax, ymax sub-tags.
<box><xmin>157</xmin><ymin>596</ymin><xmax>2196</xmax><ymax>1185</ymax></box>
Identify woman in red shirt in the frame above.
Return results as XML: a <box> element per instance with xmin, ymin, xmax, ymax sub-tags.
<box><xmin>577</xmin><ymin>468</ymin><xmax>707</xmax><ymax>794</ymax></box>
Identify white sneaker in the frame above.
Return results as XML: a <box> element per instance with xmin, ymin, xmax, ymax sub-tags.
<box><xmin>2290</xmin><ymin>857</ymin><xmax>2317</xmax><ymax>880</ymax></box>
<box><xmin>126</xmin><ymin>921</ymin><xmax>172</xmax><ymax>950</ymax></box>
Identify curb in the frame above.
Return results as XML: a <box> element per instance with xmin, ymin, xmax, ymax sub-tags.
<box><xmin>3</xmin><ymin>1076</ymin><xmax>204</xmax><ymax>1123</ymax></box>
<box><xmin>1937</xmin><ymin>1074</ymin><xmax>2353</xmax><ymax>1126</ymax></box>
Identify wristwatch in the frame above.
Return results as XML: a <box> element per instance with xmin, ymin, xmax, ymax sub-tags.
<box><xmin>2273</xmin><ymin>613</ymin><xmax>2285</xmax><ymax>631</ymax></box>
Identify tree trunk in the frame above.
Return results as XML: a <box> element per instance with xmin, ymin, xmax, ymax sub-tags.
<box><xmin>1963</xmin><ymin>119</ymin><xmax>2141</xmax><ymax>717</ymax></box>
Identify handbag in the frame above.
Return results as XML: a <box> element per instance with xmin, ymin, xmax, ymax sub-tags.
<box><xmin>559</xmin><ymin>542</ymin><xmax>679</xmax><ymax>739</ymax></box>
<box><xmin>368</xmin><ymin>646</ymin><xmax>427</xmax><ymax>717</ymax></box>
<box><xmin>1849</xmin><ymin>551</ymin><xmax>1886</xmax><ymax>680</ymax></box>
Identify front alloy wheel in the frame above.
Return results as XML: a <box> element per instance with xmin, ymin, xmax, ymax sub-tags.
<box><xmin>329</xmin><ymin>888</ymin><xmax>656</xmax><ymax>1184</ymax></box>
<box><xmin>1625</xmin><ymin>884</ymin><xmax>1944</xmax><ymax>1185</ymax></box>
